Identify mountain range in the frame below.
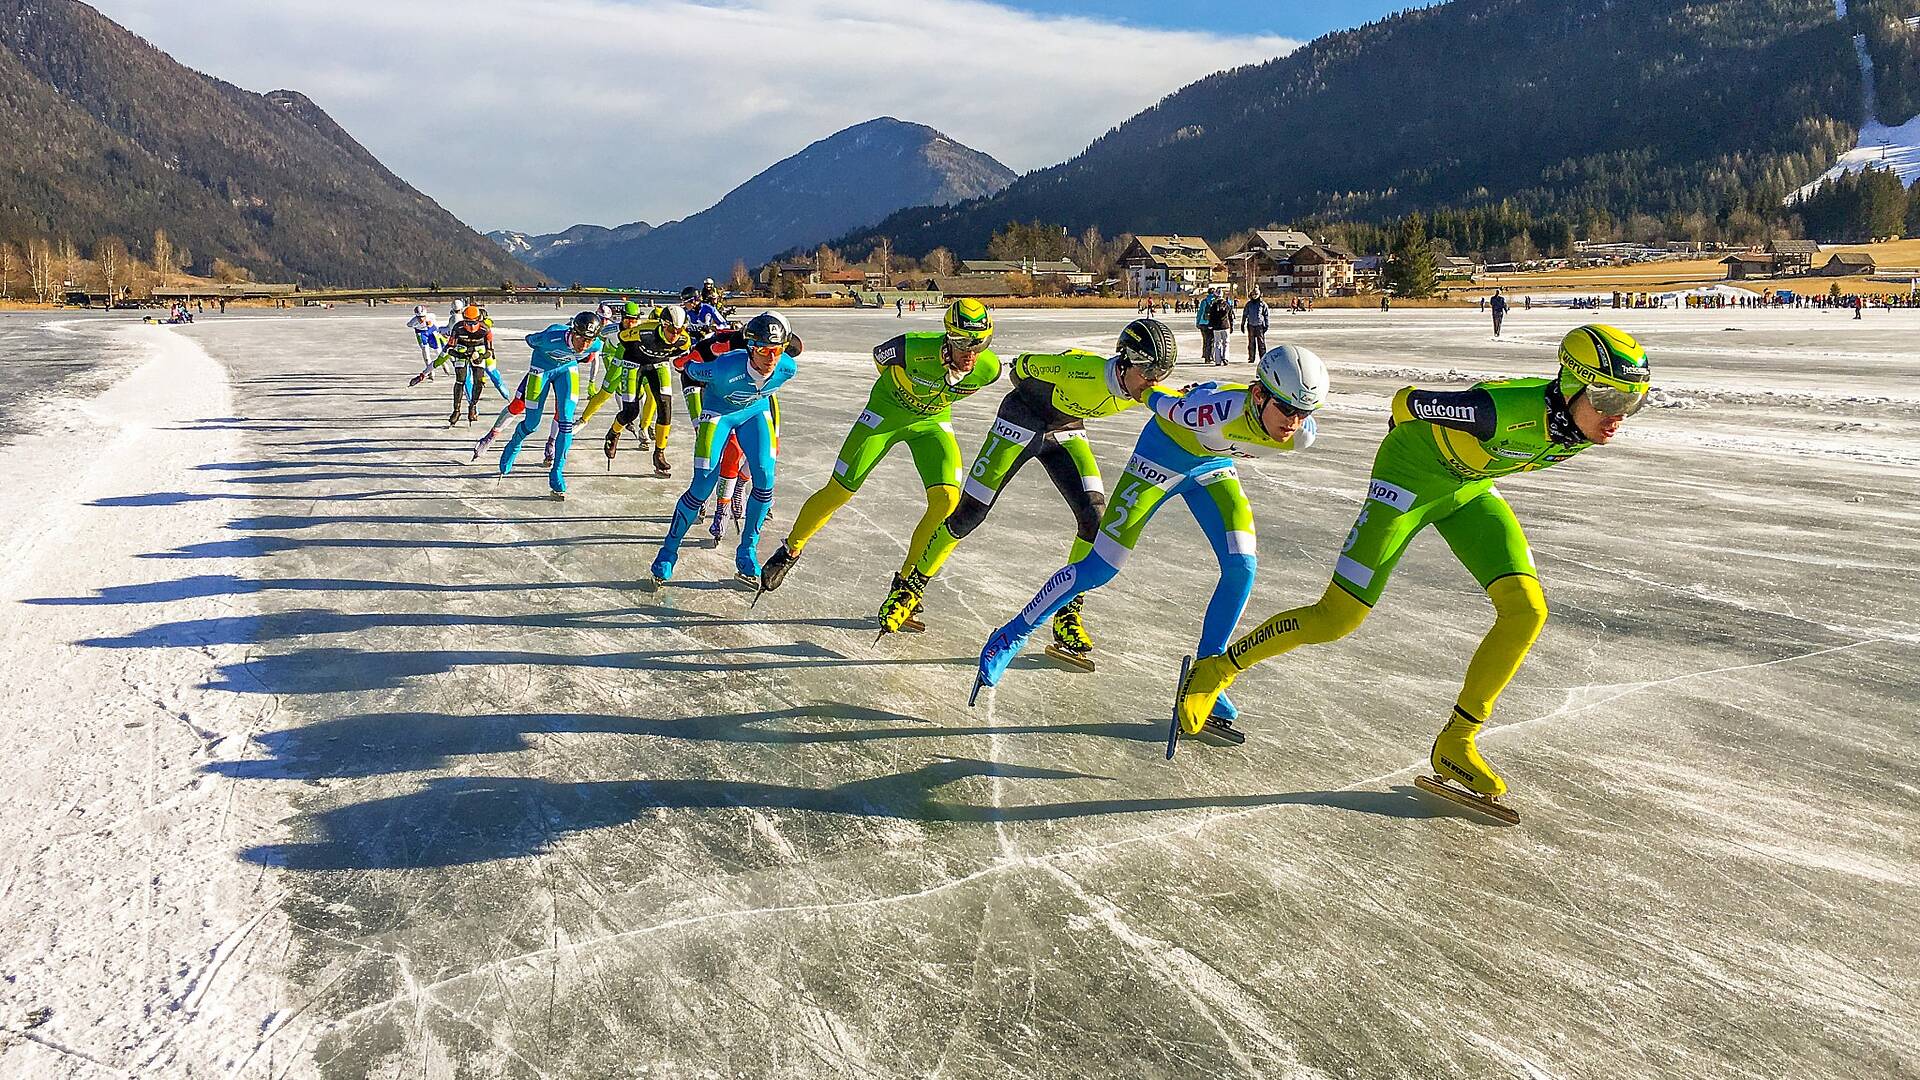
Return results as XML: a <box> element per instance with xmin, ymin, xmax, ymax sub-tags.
<box><xmin>0</xmin><ymin>0</ymin><xmax>530</xmax><ymax>286</ymax></box>
<box><xmin>508</xmin><ymin>118</ymin><xmax>1015</xmax><ymax>288</ymax></box>
<box><xmin>487</xmin><ymin>222</ymin><xmax>654</xmax><ymax>265</ymax></box>
<box><xmin>837</xmin><ymin>0</ymin><xmax>1876</xmax><ymax>258</ymax></box>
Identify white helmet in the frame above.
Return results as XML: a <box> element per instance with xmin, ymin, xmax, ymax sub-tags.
<box><xmin>412</xmin><ymin>305</ymin><xmax>426</xmax><ymax>316</ymax></box>
<box><xmin>657</xmin><ymin>303</ymin><xmax>689</xmax><ymax>333</ymax></box>
<box><xmin>1256</xmin><ymin>345</ymin><xmax>1328</xmax><ymax>413</ymax></box>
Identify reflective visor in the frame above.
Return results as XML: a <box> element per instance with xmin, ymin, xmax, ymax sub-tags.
<box><xmin>1586</xmin><ymin>383</ymin><xmax>1647</xmax><ymax>418</ymax></box>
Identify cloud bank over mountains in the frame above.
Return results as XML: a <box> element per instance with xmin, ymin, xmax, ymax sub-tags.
<box><xmin>91</xmin><ymin>0</ymin><xmax>1297</xmax><ymax>233</ymax></box>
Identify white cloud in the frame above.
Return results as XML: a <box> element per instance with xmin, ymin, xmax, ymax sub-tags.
<box><xmin>88</xmin><ymin>0</ymin><xmax>1295</xmax><ymax>234</ymax></box>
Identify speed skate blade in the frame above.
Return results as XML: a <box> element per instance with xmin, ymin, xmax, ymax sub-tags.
<box><xmin>1166</xmin><ymin>655</ymin><xmax>1192</xmax><ymax>759</ymax></box>
<box><xmin>899</xmin><ymin>616</ymin><xmax>926</xmax><ymax>634</ymax></box>
<box><xmin>1044</xmin><ymin>644</ymin><xmax>1096</xmax><ymax>672</ymax></box>
<box><xmin>968</xmin><ymin>674</ymin><xmax>987</xmax><ymax>708</ymax></box>
<box><xmin>1413</xmin><ymin>775</ymin><xmax>1521</xmax><ymax>825</ymax></box>
<box><xmin>734</xmin><ymin>572</ymin><xmax>759</xmax><ymax>588</ymax></box>
<box><xmin>1201</xmin><ymin>715</ymin><xmax>1246</xmax><ymax>745</ymax></box>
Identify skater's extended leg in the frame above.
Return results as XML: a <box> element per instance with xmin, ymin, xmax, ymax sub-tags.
<box><xmin>978</xmin><ymin>444</ymin><xmax>1173</xmax><ymax>688</ymax></box>
<box><xmin>914</xmin><ymin>404</ymin><xmax>1045</xmax><ymax>576</ymax></box>
<box><xmin>547</xmin><ymin>369</ymin><xmax>580</xmax><ymax>493</ymax></box>
<box><xmin>732</xmin><ymin>419</ymin><xmax>778</xmax><ymax>578</ymax></box>
<box><xmin>1037</xmin><ymin>429</ymin><xmax>1107</xmax><ymax>563</ymax></box>
<box><xmin>900</xmin><ymin>424</ymin><xmax>963</xmax><ymax>576</ymax></box>
<box><xmin>499</xmin><ymin>372</ymin><xmax>552</xmax><ymax>476</ymax></box>
<box><xmin>1181</xmin><ymin>466</ymin><xmax>1258</xmax><ymax>658</ymax></box>
<box><xmin>653</xmin><ymin>411</ymin><xmax>736</xmax><ymax>579</ymax></box>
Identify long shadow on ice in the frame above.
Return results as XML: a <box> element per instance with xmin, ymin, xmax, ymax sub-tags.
<box><xmin>243</xmin><ymin>762</ymin><xmax>1439</xmax><ymax>870</ymax></box>
<box><xmin>206</xmin><ymin>704</ymin><xmax>1165</xmax><ymax>780</ymax></box>
<box><xmin>80</xmin><ymin>607</ymin><xmax>873</xmax><ymax>649</ymax></box>
<box><xmin>197</xmin><ymin>644</ymin><xmax>970</xmax><ymax>694</ymax></box>
<box><xmin>27</xmin><ymin>574</ymin><xmax>683</xmax><ymax>607</ymax></box>
<box><xmin>137</xmin><ymin>531</ymin><xmax>666</xmax><ymax>559</ymax></box>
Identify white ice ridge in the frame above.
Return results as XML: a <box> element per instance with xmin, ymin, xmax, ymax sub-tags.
<box><xmin>1796</xmin><ymin>1</ymin><xmax>1920</xmax><ymax>197</ymax></box>
<box><xmin>283</xmin><ymin>633</ymin><xmax>1916</xmax><ymax>1050</ymax></box>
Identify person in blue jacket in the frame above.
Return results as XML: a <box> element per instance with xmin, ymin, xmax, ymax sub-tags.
<box><xmin>650</xmin><ymin>312</ymin><xmax>800</xmax><ymax>586</ymax></box>
<box><xmin>498</xmin><ymin>311</ymin><xmax>606</xmax><ymax>499</ymax></box>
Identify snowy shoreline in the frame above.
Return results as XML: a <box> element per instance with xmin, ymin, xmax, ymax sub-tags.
<box><xmin>0</xmin><ymin>325</ymin><xmax>300</xmax><ymax>1077</ymax></box>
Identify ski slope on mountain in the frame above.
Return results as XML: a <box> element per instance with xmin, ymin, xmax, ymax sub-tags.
<box><xmin>1799</xmin><ymin>1</ymin><xmax>1920</xmax><ymax>196</ymax></box>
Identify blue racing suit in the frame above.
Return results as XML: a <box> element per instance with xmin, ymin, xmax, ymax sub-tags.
<box><xmin>651</xmin><ymin>349</ymin><xmax>798</xmax><ymax>580</ymax></box>
<box><xmin>975</xmin><ymin>382</ymin><xmax>1316</xmax><ymax>706</ymax></box>
<box><xmin>499</xmin><ymin>324</ymin><xmax>605</xmax><ymax>493</ymax></box>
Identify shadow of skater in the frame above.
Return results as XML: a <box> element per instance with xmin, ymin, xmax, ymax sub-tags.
<box><xmin>205</xmin><ymin>704</ymin><xmax>1167</xmax><ymax>780</ymax></box>
<box><xmin>243</xmin><ymin>764</ymin><xmax>1446</xmax><ymax>870</ymax></box>
<box><xmin>197</xmin><ymin>644</ymin><xmax>971</xmax><ymax>694</ymax></box>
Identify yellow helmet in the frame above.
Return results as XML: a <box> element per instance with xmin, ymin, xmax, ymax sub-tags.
<box><xmin>1558</xmin><ymin>325</ymin><xmax>1651</xmax><ymax>416</ymax></box>
<box><xmin>943</xmin><ymin>298</ymin><xmax>993</xmax><ymax>350</ymax></box>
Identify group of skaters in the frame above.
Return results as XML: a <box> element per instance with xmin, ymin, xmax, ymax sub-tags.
<box><xmin>403</xmin><ymin>294</ymin><xmax>1656</xmax><ymax>822</ymax></box>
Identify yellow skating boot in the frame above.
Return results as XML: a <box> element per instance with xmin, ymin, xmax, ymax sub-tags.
<box><xmin>1416</xmin><ymin>707</ymin><xmax>1519</xmax><ymax>824</ymax></box>
<box><xmin>1166</xmin><ymin>654</ymin><xmax>1242</xmax><ymax>758</ymax></box>
<box><xmin>876</xmin><ymin>571</ymin><xmax>928</xmax><ymax>638</ymax></box>
<box><xmin>1045</xmin><ymin>595</ymin><xmax>1096</xmax><ymax>671</ymax></box>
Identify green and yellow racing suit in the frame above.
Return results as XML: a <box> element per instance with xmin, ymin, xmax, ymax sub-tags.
<box><xmin>912</xmin><ymin>349</ymin><xmax>1162</xmax><ymax>580</ymax></box>
<box><xmin>1222</xmin><ymin>376</ymin><xmax>1593</xmax><ymax>726</ymax></box>
<box><xmin>784</xmin><ymin>333</ymin><xmax>1002</xmax><ymax>575</ymax></box>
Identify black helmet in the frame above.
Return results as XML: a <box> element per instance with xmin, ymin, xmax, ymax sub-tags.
<box><xmin>569</xmin><ymin>310</ymin><xmax>603</xmax><ymax>336</ymax></box>
<box><xmin>743</xmin><ymin>311</ymin><xmax>791</xmax><ymax>349</ymax></box>
<box><xmin>1115</xmin><ymin>318</ymin><xmax>1177</xmax><ymax>379</ymax></box>
<box><xmin>680</xmin><ymin>286</ymin><xmax>700</xmax><ymax>303</ymax></box>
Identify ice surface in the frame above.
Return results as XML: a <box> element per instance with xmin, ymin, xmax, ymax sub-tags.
<box><xmin>2</xmin><ymin>305</ymin><xmax>1916</xmax><ymax>1078</ymax></box>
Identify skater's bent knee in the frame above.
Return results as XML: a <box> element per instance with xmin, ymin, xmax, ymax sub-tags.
<box><xmin>1488</xmin><ymin>575</ymin><xmax>1548</xmax><ymax>637</ymax></box>
<box><xmin>925</xmin><ymin>484</ymin><xmax>960</xmax><ymax>518</ymax></box>
<box><xmin>1308</xmin><ymin>582</ymin><xmax>1370</xmax><ymax>642</ymax></box>
<box><xmin>946</xmin><ymin>499</ymin><xmax>988</xmax><ymax>539</ymax></box>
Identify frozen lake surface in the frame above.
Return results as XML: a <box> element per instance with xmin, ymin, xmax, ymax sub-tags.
<box><xmin>1</xmin><ymin>304</ymin><xmax>1914</xmax><ymax>1078</ymax></box>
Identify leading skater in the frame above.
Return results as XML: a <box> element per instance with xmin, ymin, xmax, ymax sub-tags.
<box><xmin>1174</xmin><ymin>325</ymin><xmax>1652</xmax><ymax>820</ymax></box>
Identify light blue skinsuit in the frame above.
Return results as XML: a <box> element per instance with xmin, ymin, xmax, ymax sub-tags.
<box><xmin>650</xmin><ymin>348</ymin><xmax>798</xmax><ymax>580</ymax></box>
<box><xmin>499</xmin><ymin>324</ymin><xmax>606</xmax><ymax>494</ymax></box>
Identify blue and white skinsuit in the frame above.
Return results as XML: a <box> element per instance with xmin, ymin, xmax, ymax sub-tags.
<box><xmin>974</xmin><ymin>381</ymin><xmax>1316</xmax><ymax>717</ymax></box>
<box><xmin>498</xmin><ymin>324</ymin><xmax>605</xmax><ymax>494</ymax></box>
<box><xmin>650</xmin><ymin>348</ymin><xmax>797</xmax><ymax>581</ymax></box>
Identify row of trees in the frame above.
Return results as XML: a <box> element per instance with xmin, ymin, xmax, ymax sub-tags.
<box><xmin>1792</xmin><ymin>165</ymin><xmax>1920</xmax><ymax>243</ymax></box>
<box><xmin>0</xmin><ymin>229</ymin><xmax>258</xmax><ymax>303</ymax></box>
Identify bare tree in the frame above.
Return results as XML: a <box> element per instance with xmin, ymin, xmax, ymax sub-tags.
<box><xmin>27</xmin><ymin>238</ymin><xmax>53</xmax><ymax>303</ymax></box>
<box><xmin>0</xmin><ymin>242</ymin><xmax>17</xmax><ymax>301</ymax></box>
<box><xmin>815</xmin><ymin>244</ymin><xmax>844</xmax><ymax>274</ymax></box>
<box><xmin>58</xmin><ymin>236</ymin><xmax>78</xmax><ymax>291</ymax></box>
<box><xmin>151</xmin><ymin>229</ymin><xmax>175</xmax><ymax>288</ymax></box>
<box><xmin>871</xmin><ymin>237</ymin><xmax>893</xmax><ymax>277</ymax></box>
<box><xmin>924</xmin><ymin>246</ymin><xmax>954</xmax><ymax>277</ymax></box>
<box><xmin>729</xmin><ymin>259</ymin><xmax>753</xmax><ymax>294</ymax></box>
<box><xmin>95</xmin><ymin>235</ymin><xmax>130</xmax><ymax>300</ymax></box>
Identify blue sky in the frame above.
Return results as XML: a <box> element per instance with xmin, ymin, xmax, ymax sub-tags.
<box><xmin>998</xmin><ymin>1</ymin><xmax>1419</xmax><ymax>38</ymax></box>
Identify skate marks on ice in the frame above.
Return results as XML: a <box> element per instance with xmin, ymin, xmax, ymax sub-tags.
<box><xmin>35</xmin><ymin>309</ymin><xmax>1919</xmax><ymax>1078</ymax></box>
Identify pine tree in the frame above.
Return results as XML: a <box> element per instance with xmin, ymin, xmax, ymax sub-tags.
<box><xmin>1385</xmin><ymin>213</ymin><xmax>1438</xmax><ymax>297</ymax></box>
<box><xmin>1907</xmin><ymin>181</ymin><xmax>1920</xmax><ymax>239</ymax></box>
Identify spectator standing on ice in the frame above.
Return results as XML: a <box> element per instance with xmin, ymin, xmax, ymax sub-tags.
<box><xmin>1196</xmin><ymin>287</ymin><xmax>1219</xmax><ymax>361</ymax></box>
<box><xmin>1490</xmin><ymin>290</ymin><xmax>1509</xmax><ymax>338</ymax></box>
<box><xmin>1243</xmin><ymin>289</ymin><xmax>1268</xmax><ymax>363</ymax></box>
<box><xmin>1204</xmin><ymin>285</ymin><xmax>1233</xmax><ymax>365</ymax></box>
